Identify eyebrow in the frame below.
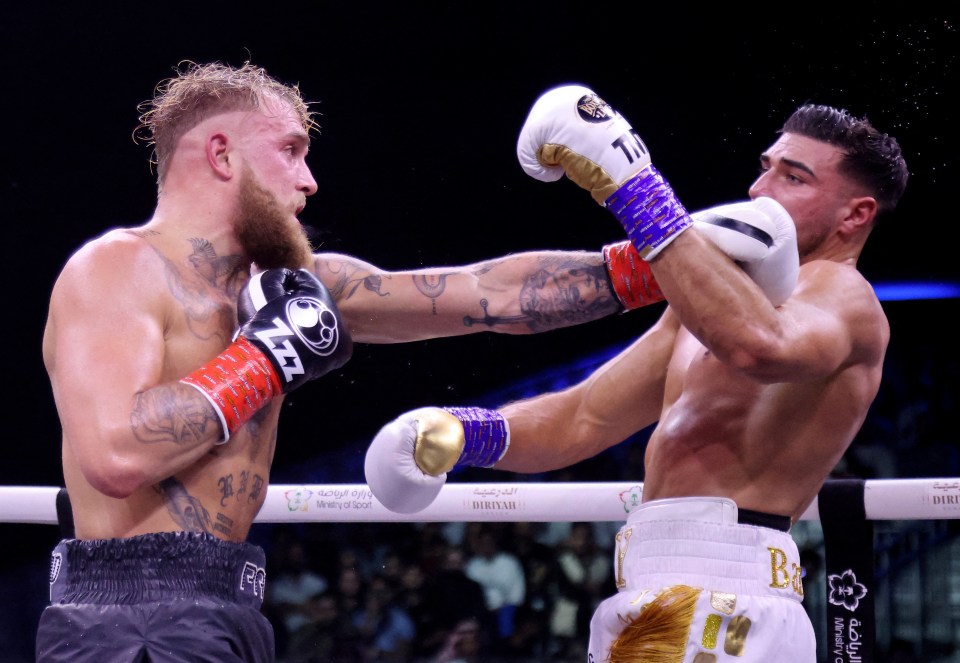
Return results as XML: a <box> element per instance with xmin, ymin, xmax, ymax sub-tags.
<box><xmin>284</xmin><ymin>130</ymin><xmax>311</xmax><ymax>146</ymax></box>
<box><xmin>763</xmin><ymin>153</ymin><xmax>816</xmax><ymax>179</ymax></box>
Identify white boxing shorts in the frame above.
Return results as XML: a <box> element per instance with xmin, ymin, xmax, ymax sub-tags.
<box><xmin>588</xmin><ymin>497</ymin><xmax>816</xmax><ymax>662</ymax></box>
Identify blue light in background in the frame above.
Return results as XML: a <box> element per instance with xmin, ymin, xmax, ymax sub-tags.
<box><xmin>873</xmin><ymin>281</ymin><xmax>960</xmax><ymax>301</ymax></box>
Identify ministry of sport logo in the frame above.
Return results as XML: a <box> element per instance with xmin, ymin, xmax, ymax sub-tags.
<box><xmin>618</xmin><ymin>485</ymin><xmax>643</xmax><ymax>514</ymax></box>
<box><xmin>285</xmin><ymin>487</ymin><xmax>313</xmax><ymax>512</ymax></box>
<box><xmin>827</xmin><ymin>568</ymin><xmax>868</xmax><ymax>611</ymax></box>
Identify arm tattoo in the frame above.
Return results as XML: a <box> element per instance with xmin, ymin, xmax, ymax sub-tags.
<box><xmin>131</xmin><ymin>384</ymin><xmax>220</xmax><ymax>445</ymax></box>
<box><xmin>413</xmin><ymin>274</ymin><xmax>447</xmax><ymax>298</ymax></box>
<box><xmin>315</xmin><ymin>257</ymin><xmax>390</xmax><ymax>300</ymax></box>
<box><xmin>464</xmin><ymin>259</ymin><xmax>620</xmax><ymax>332</ymax></box>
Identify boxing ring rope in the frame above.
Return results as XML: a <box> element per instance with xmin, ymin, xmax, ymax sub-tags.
<box><xmin>2</xmin><ymin>478</ymin><xmax>959</xmax><ymax>525</ymax></box>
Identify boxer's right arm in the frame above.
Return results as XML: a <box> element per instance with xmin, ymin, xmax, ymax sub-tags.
<box><xmin>181</xmin><ymin>268</ymin><xmax>352</xmax><ymax>443</ymax></box>
<box><xmin>45</xmin><ymin>237</ymin><xmax>222</xmax><ymax>497</ymax></box>
<box><xmin>47</xmin><ymin>243</ymin><xmax>351</xmax><ymax>497</ymax></box>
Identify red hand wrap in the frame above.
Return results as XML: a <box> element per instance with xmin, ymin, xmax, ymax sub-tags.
<box><xmin>180</xmin><ymin>336</ymin><xmax>282</xmax><ymax>442</ymax></box>
<box><xmin>603</xmin><ymin>240</ymin><xmax>665</xmax><ymax>310</ymax></box>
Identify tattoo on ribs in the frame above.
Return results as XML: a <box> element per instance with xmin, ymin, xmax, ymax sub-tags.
<box><xmin>157</xmin><ymin>478</ymin><xmax>217</xmax><ymax>534</ymax></box>
<box><xmin>218</xmin><ymin>470</ymin><xmax>265</xmax><ymax>508</ymax></box>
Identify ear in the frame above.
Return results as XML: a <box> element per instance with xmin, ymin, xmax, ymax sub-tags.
<box><xmin>206</xmin><ymin>133</ymin><xmax>233</xmax><ymax>180</ymax></box>
<box><xmin>840</xmin><ymin>196</ymin><xmax>877</xmax><ymax>235</ymax></box>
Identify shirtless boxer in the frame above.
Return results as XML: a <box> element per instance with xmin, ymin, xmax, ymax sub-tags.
<box><xmin>365</xmin><ymin>85</ymin><xmax>908</xmax><ymax>661</ymax></box>
<box><xmin>37</xmin><ymin>62</ymin><xmax>787</xmax><ymax>663</ymax></box>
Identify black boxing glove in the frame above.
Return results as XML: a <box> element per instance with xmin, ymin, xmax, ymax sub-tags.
<box><xmin>182</xmin><ymin>268</ymin><xmax>353</xmax><ymax>442</ymax></box>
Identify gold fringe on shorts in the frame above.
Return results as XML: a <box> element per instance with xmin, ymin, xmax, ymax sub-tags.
<box><xmin>608</xmin><ymin>584</ymin><xmax>700</xmax><ymax>663</ymax></box>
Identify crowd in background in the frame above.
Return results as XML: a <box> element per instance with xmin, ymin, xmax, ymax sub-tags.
<box><xmin>262</xmin><ymin>519</ymin><xmax>620</xmax><ymax>663</ymax></box>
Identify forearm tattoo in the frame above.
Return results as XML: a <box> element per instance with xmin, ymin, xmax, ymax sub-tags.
<box><xmin>132</xmin><ymin>384</ymin><xmax>221</xmax><ymax>445</ymax></box>
<box><xmin>467</xmin><ymin>259</ymin><xmax>619</xmax><ymax>332</ymax></box>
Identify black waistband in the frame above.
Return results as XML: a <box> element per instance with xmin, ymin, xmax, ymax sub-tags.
<box><xmin>48</xmin><ymin>531</ymin><xmax>266</xmax><ymax>607</ymax></box>
<box><xmin>737</xmin><ymin>507</ymin><xmax>792</xmax><ymax>532</ymax></box>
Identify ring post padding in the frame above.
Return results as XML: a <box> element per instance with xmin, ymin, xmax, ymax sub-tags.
<box><xmin>819</xmin><ymin>479</ymin><xmax>876</xmax><ymax>663</ymax></box>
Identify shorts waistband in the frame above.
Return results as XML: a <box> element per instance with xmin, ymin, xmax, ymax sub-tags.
<box><xmin>627</xmin><ymin>496</ymin><xmax>791</xmax><ymax>531</ymax></box>
<box><xmin>617</xmin><ymin>498</ymin><xmax>804</xmax><ymax>601</ymax></box>
<box><xmin>738</xmin><ymin>507</ymin><xmax>792</xmax><ymax>532</ymax></box>
<box><xmin>48</xmin><ymin>532</ymin><xmax>266</xmax><ymax>608</ymax></box>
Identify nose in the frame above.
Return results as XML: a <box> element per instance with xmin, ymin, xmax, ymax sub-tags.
<box><xmin>747</xmin><ymin>171</ymin><xmax>768</xmax><ymax>201</ymax></box>
<box><xmin>300</xmin><ymin>165</ymin><xmax>318</xmax><ymax>196</ymax></box>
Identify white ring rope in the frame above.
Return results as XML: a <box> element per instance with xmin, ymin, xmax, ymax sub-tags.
<box><xmin>2</xmin><ymin>479</ymin><xmax>959</xmax><ymax>525</ymax></box>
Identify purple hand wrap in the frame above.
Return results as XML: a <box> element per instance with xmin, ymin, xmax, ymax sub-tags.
<box><xmin>604</xmin><ymin>165</ymin><xmax>693</xmax><ymax>260</ymax></box>
<box><xmin>444</xmin><ymin>406</ymin><xmax>509</xmax><ymax>469</ymax></box>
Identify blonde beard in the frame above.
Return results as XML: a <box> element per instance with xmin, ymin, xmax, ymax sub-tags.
<box><xmin>235</xmin><ymin>166</ymin><xmax>314</xmax><ymax>270</ymax></box>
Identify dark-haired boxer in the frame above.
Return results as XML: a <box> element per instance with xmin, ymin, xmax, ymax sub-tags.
<box><xmin>365</xmin><ymin>85</ymin><xmax>909</xmax><ymax>661</ymax></box>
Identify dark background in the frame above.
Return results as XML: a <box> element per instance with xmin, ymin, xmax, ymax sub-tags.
<box><xmin>0</xmin><ymin>5</ymin><xmax>956</xmax><ymax>660</ymax></box>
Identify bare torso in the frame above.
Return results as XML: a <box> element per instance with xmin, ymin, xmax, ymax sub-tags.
<box><xmin>643</xmin><ymin>323</ymin><xmax>884</xmax><ymax>522</ymax></box>
<box><xmin>46</xmin><ymin>227</ymin><xmax>622</xmax><ymax>543</ymax></box>
<box><xmin>60</xmin><ymin>421</ymin><xmax>278</xmax><ymax>542</ymax></box>
<box><xmin>46</xmin><ymin>228</ymin><xmax>277</xmax><ymax>542</ymax></box>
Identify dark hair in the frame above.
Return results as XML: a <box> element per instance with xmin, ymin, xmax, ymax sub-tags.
<box><xmin>781</xmin><ymin>104</ymin><xmax>908</xmax><ymax>222</ymax></box>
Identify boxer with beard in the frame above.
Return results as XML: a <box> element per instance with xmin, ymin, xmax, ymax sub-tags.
<box><xmin>37</xmin><ymin>61</ymin><xmax>670</xmax><ymax>662</ymax></box>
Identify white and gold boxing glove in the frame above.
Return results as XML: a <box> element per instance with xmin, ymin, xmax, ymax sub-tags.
<box><xmin>517</xmin><ymin>84</ymin><xmax>691</xmax><ymax>260</ymax></box>
<box><xmin>364</xmin><ymin>406</ymin><xmax>510</xmax><ymax>514</ymax></box>
<box><xmin>518</xmin><ymin>85</ymin><xmax>798</xmax><ymax>306</ymax></box>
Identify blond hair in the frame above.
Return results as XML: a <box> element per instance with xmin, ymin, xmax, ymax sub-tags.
<box><xmin>135</xmin><ymin>60</ymin><xmax>317</xmax><ymax>183</ymax></box>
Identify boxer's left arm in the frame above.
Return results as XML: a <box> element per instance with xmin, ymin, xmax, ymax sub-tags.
<box><xmin>309</xmin><ymin>248</ymin><xmax>660</xmax><ymax>344</ymax></box>
<box><xmin>517</xmin><ymin>85</ymin><xmax>810</xmax><ymax>367</ymax></box>
<box><xmin>365</xmin><ymin>308</ymin><xmax>678</xmax><ymax>513</ymax></box>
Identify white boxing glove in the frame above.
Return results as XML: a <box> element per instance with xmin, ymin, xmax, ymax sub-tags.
<box><xmin>739</xmin><ymin>197</ymin><xmax>799</xmax><ymax>306</ymax></box>
<box><xmin>364</xmin><ymin>406</ymin><xmax>511</xmax><ymax>514</ymax></box>
<box><xmin>603</xmin><ymin>197</ymin><xmax>799</xmax><ymax>309</ymax></box>
<box><xmin>517</xmin><ymin>84</ymin><xmax>651</xmax><ymax>204</ymax></box>
<box><xmin>692</xmin><ymin>197</ymin><xmax>799</xmax><ymax>306</ymax></box>
<box><xmin>518</xmin><ymin>84</ymin><xmax>691</xmax><ymax>261</ymax></box>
